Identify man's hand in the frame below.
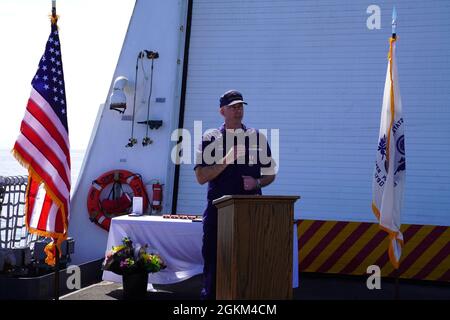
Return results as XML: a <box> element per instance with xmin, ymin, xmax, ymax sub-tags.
<box><xmin>242</xmin><ymin>175</ymin><xmax>257</xmax><ymax>191</ymax></box>
<box><xmin>195</xmin><ymin>145</ymin><xmax>247</xmax><ymax>185</ymax></box>
<box><xmin>224</xmin><ymin>144</ymin><xmax>246</xmax><ymax>164</ymax></box>
<box><xmin>242</xmin><ymin>174</ymin><xmax>276</xmax><ymax>190</ymax></box>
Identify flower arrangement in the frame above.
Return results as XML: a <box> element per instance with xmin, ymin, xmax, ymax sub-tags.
<box><xmin>102</xmin><ymin>237</ymin><xmax>166</xmax><ymax>275</ymax></box>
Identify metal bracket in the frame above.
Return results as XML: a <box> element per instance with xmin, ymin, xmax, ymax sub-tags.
<box><xmin>137</xmin><ymin>120</ymin><xmax>163</xmax><ymax>130</ymax></box>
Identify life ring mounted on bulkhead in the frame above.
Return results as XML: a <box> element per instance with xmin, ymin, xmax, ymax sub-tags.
<box><xmin>87</xmin><ymin>170</ymin><xmax>149</xmax><ymax>231</ymax></box>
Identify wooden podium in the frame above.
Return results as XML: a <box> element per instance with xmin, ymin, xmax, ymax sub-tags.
<box><xmin>212</xmin><ymin>195</ymin><xmax>300</xmax><ymax>300</ymax></box>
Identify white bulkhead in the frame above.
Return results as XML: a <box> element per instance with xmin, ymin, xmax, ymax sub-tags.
<box><xmin>70</xmin><ymin>0</ymin><xmax>450</xmax><ymax>264</ymax></box>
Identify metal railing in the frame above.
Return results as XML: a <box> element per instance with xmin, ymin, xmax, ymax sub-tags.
<box><xmin>0</xmin><ymin>175</ymin><xmax>39</xmax><ymax>249</ymax></box>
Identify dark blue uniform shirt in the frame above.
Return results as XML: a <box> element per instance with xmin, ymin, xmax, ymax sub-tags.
<box><xmin>194</xmin><ymin>123</ymin><xmax>273</xmax><ymax>219</ymax></box>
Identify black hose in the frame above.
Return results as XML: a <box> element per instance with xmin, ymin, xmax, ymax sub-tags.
<box><xmin>126</xmin><ymin>53</ymin><xmax>141</xmax><ymax>147</ymax></box>
<box><xmin>143</xmin><ymin>58</ymin><xmax>155</xmax><ymax>145</ymax></box>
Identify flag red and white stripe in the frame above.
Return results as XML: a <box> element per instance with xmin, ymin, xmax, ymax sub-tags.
<box><xmin>12</xmin><ymin>19</ymin><xmax>70</xmax><ymax>262</ymax></box>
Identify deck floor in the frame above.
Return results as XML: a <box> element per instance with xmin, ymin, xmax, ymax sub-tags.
<box><xmin>60</xmin><ymin>273</ymin><xmax>450</xmax><ymax>300</ymax></box>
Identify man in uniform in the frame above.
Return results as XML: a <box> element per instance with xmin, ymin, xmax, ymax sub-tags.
<box><xmin>194</xmin><ymin>90</ymin><xmax>277</xmax><ymax>299</ymax></box>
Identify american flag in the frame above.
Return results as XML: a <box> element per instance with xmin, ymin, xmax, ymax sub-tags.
<box><xmin>12</xmin><ymin>18</ymin><xmax>70</xmax><ymax>264</ymax></box>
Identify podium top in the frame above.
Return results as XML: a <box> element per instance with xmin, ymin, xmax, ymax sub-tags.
<box><xmin>212</xmin><ymin>195</ymin><xmax>300</xmax><ymax>208</ymax></box>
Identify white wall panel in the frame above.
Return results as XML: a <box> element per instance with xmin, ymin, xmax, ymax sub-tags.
<box><xmin>176</xmin><ymin>0</ymin><xmax>450</xmax><ymax>226</ymax></box>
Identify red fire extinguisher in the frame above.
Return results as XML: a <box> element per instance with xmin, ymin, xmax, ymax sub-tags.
<box><xmin>151</xmin><ymin>180</ymin><xmax>163</xmax><ymax>211</ymax></box>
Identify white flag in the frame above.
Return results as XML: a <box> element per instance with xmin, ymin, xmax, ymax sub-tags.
<box><xmin>372</xmin><ymin>37</ymin><xmax>406</xmax><ymax>269</ymax></box>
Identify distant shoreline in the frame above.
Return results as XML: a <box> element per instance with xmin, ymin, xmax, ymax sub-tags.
<box><xmin>0</xmin><ymin>149</ymin><xmax>86</xmax><ymax>185</ymax></box>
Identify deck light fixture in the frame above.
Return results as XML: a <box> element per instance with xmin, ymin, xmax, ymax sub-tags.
<box><xmin>109</xmin><ymin>76</ymin><xmax>128</xmax><ymax>113</ymax></box>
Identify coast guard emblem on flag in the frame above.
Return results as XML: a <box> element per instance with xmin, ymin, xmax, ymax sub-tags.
<box><xmin>372</xmin><ymin>36</ymin><xmax>406</xmax><ymax>269</ymax></box>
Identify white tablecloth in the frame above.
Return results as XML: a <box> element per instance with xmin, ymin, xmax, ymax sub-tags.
<box><xmin>102</xmin><ymin>215</ymin><xmax>204</xmax><ymax>284</ymax></box>
<box><xmin>103</xmin><ymin>215</ymin><xmax>299</xmax><ymax>288</ymax></box>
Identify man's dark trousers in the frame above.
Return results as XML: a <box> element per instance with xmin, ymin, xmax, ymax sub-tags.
<box><xmin>200</xmin><ymin>204</ymin><xmax>217</xmax><ymax>300</ymax></box>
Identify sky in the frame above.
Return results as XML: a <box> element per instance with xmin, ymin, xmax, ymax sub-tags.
<box><xmin>0</xmin><ymin>0</ymin><xmax>135</xmax><ymax>150</ymax></box>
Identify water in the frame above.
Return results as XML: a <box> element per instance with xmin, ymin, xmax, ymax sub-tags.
<box><xmin>1</xmin><ymin>148</ymin><xmax>86</xmax><ymax>246</ymax></box>
<box><xmin>0</xmin><ymin>148</ymin><xmax>86</xmax><ymax>191</ymax></box>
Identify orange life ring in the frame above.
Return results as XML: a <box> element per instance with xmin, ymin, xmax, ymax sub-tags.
<box><xmin>87</xmin><ymin>170</ymin><xmax>149</xmax><ymax>231</ymax></box>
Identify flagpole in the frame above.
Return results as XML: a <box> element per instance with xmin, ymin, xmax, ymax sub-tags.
<box><xmin>391</xmin><ymin>6</ymin><xmax>397</xmax><ymax>39</ymax></box>
<box><xmin>51</xmin><ymin>0</ymin><xmax>61</xmax><ymax>302</ymax></box>
<box><xmin>394</xmin><ymin>270</ymin><xmax>400</xmax><ymax>300</ymax></box>
<box><xmin>55</xmin><ymin>245</ymin><xmax>60</xmax><ymax>301</ymax></box>
<box><xmin>391</xmin><ymin>7</ymin><xmax>400</xmax><ymax>300</ymax></box>
<box><xmin>52</xmin><ymin>0</ymin><xmax>56</xmax><ymax>18</ymax></box>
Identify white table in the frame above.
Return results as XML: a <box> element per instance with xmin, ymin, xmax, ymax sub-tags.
<box><xmin>102</xmin><ymin>215</ymin><xmax>299</xmax><ymax>288</ymax></box>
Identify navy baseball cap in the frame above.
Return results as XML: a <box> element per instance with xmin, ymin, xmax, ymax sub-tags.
<box><xmin>220</xmin><ymin>90</ymin><xmax>248</xmax><ymax>107</ymax></box>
